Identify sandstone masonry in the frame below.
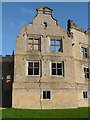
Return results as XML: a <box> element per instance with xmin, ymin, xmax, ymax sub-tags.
<box><xmin>12</xmin><ymin>6</ymin><xmax>90</xmax><ymax>109</ymax></box>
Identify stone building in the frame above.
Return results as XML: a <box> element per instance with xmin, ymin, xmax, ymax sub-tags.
<box><xmin>2</xmin><ymin>52</ymin><xmax>14</xmax><ymax>108</ymax></box>
<box><xmin>12</xmin><ymin>6</ymin><xmax>90</xmax><ymax>109</ymax></box>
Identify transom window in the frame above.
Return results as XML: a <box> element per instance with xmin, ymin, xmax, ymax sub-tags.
<box><xmin>81</xmin><ymin>47</ymin><xmax>88</xmax><ymax>58</ymax></box>
<box><xmin>28</xmin><ymin>61</ymin><xmax>39</xmax><ymax>76</ymax></box>
<box><xmin>43</xmin><ymin>91</ymin><xmax>51</xmax><ymax>100</ymax></box>
<box><xmin>51</xmin><ymin>62</ymin><xmax>64</xmax><ymax>76</ymax></box>
<box><xmin>84</xmin><ymin>67</ymin><xmax>90</xmax><ymax>79</ymax></box>
<box><xmin>83</xmin><ymin>91</ymin><xmax>88</xmax><ymax>98</ymax></box>
<box><xmin>28</xmin><ymin>38</ymin><xmax>41</xmax><ymax>51</ymax></box>
<box><xmin>50</xmin><ymin>39</ymin><xmax>62</xmax><ymax>52</ymax></box>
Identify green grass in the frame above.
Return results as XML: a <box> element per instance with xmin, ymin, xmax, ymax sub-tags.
<box><xmin>1</xmin><ymin>107</ymin><xmax>89</xmax><ymax>118</ymax></box>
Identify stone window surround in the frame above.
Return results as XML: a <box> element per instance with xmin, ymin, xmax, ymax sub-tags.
<box><xmin>84</xmin><ymin>66</ymin><xmax>90</xmax><ymax>79</ymax></box>
<box><xmin>82</xmin><ymin>64</ymin><xmax>90</xmax><ymax>79</ymax></box>
<box><xmin>41</xmin><ymin>90</ymin><xmax>52</xmax><ymax>100</ymax></box>
<box><xmin>26</xmin><ymin>61</ymin><xmax>40</xmax><ymax>76</ymax></box>
<box><xmin>50</xmin><ymin>39</ymin><xmax>63</xmax><ymax>52</ymax></box>
<box><xmin>27</xmin><ymin>37</ymin><xmax>41</xmax><ymax>51</ymax></box>
<box><xmin>83</xmin><ymin>91</ymin><xmax>88</xmax><ymax>99</ymax></box>
<box><xmin>50</xmin><ymin>61</ymin><xmax>64</xmax><ymax>77</ymax></box>
<box><xmin>81</xmin><ymin>47</ymin><xmax>88</xmax><ymax>58</ymax></box>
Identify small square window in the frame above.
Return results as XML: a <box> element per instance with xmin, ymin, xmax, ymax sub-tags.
<box><xmin>83</xmin><ymin>91</ymin><xmax>88</xmax><ymax>98</ymax></box>
<box><xmin>28</xmin><ymin>38</ymin><xmax>41</xmax><ymax>51</ymax></box>
<box><xmin>50</xmin><ymin>39</ymin><xmax>63</xmax><ymax>52</ymax></box>
<box><xmin>50</xmin><ymin>46</ymin><xmax>55</xmax><ymax>52</ymax></box>
<box><xmin>51</xmin><ymin>62</ymin><xmax>64</xmax><ymax>76</ymax></box>
<box><xmin>84</xmin><ymin>67</ymin><xmax>90</xmax><ymax>79</ymax></box>
<box><xmin>43</xmin><ymin>91</ymin><xmax>51</xmax><ymax>100</ymax></box>
<box><xmin>28</xmin><ymin>61</ymin><xmax>39</xmax><ymax>76</ymax></box>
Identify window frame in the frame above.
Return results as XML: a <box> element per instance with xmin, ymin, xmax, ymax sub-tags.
<box><xmin>81</xmin><ymin>47</ymin><xmax>88</xmax><ymax>58</ymax></box>
<box><xmin>27</xmin><ymin>37</ymin><xmax>41</xmax><ymax>51</ymax></box>
<box><xmin>50</xmin><ymin>39</ymin><xmax>63</xmax><ymax>52</ymax></box>
<box><xmin>83</xmin><ymin>91</ymin><xmax>88</xmax><ymax>99</ymax></box>
<box><xmin>42</xmin><ymin>90</ymin><xmax>51</xmax><ymax>100</ymax></box>
<box><xmin>27</xmin><ymin>61</ymin><xmax>40</xmax><ymax>76</ymax></box>
<box><xmin>83</xmin><ymin>66</ymin><xmax>90</xmax><ymax>79</ymax></box>
<box><xmin>51</xmin><ymin>62</ymin><xmax>64</xmax><ymax>77</ymax></box>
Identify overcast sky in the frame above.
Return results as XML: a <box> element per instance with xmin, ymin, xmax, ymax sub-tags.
<box><xmin>2</xmin><ymin>2</ymin><xmax>88</xmax><ymax>56</ymax></box>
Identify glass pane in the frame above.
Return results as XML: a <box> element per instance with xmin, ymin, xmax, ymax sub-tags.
<box><xmin>85</xmin><ymin>53</ymin><xmax>87</xmax><ymax>58</ymax></box>
<box><xmin>52</xmin><ymin>63</ymin><xmax>56</xmax><ymax>68</ymax></box>
<box><xmin>34</xmin><ymin>68</ymin><xmax>39</xmax><ymax>75</ymax></box>
<box><xmin>86</xmin><ymin>91</ymin><xmax>88</xmax><ymax>98</ymax></box>
<box><xmin>52</xmin><ymin>69</ymin><xmax>56</xmax><ymax>75</ymax></box>
<box><xmin>56</xmin><ymin>40</ymin><xmax>60</xmax><ymax>45</ymax></box>
<box><xmin>28</xmin><ymin>68</ymin><xmax>33</xmax><ymax>75</ymax></box>
<box><xmin>84</xmin><ymin>48</ymin><xmax>87</xmax><ymax>52</ymax></box>
<box><xmin>34</xmin><ymin>62</ymin><xmax>39</xmax><ymax>67</ymax></box>
<box><xmin>28</xmin><ymin>62</ymin><xmax>33</xmax><ymax>67</ymax></box>
<box><xmin>50</xmin><ymin>46</ymin><xmax>55</xmax><ymax>52</ymax></box>
<box><xmin>47</xmin><ymin>91</ymin><xmax>50</xmax><ymax>99</ymax></box>
<box><xmin>87</xmin><ymin>73</ymin><xmax>89</xmax><ymax>79</ymax></box>
<box><xmin>81</xmin><ymin>47</ymin><xmax>83</xmax><ymax>52</ymax></box>
<box><xmin>84</xmin><ymin>68</ymin><xmax>86</xmax><ymax>72</ymax></box>
<box><xmin>83</xmin><ymin>92</ymin><xmax>85</xmax><ymax>98</ymax></box>
<box><xmin>51</xmin><ymin>40</ymin><xmax>55</xmax><ymax>45</ymax></box>
<box><xmin>57</xmin><ymin>63</ymin><xmax>62</xmax><ymax>68</ymax></box>
<box><xmin>57</xmin><ymin>69</ymin><xmax>62</xmax><ymax>75</ymax></box>
<box><xmin>81</xmin><ymin>48</ymin><xmax>84</xmax><ymax>57</ymax></box>
<box><xmin>43</xmin><ymin>91</ymin><xmax>46</xmax><ymax>99</ymax></box>
<box><xmin>87</xmin><ymin>68</ymin><xmax>89</xmax><ymax>72</ymax></box>
<box><xmin>56</xmin><ymin>46</ymin><xmax>60</xmax><ymax>52</ymax></box>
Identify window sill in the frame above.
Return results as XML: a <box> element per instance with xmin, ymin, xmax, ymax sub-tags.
<box><xmin>27</xmin><ymin>75</ymin><xmax>40</xmax><ymax>77</ymax></box>
<box><xmin>82</xmin><ymin>57</ymin><xmax>88</xmax><ymax>60</ymax></box>
<box><xmin>50</xmin><ymin>51</ymin><xmax>63</xmax><ymax>53</ymax></box>
<box><xmin>83</xmin><ymin>98</ymin><xmax>88</xmax><ymax>100</ymax></box>
<box><xmin>85</xmin><ymin>78</ymin><xmax>90</xmax><ymax>80</ymax></box>
<box><xmin>51</xmin><ymin>75</ymin><xmax>64</xmax><ymax>77</ymax></box>
<box><xmin>41</xmin><ymin>99</ymin><xmax>51</xmax><ymax>101</ymax></box>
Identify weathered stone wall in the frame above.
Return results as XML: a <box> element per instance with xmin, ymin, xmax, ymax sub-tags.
<box><xmin>12</xmin><ymin>6</ymin><xmax>90</xmax><ymax>109</ymax></box>
<box><xmin>2</xmin><ymin>53</ymin><xmax>14</xmax><ymax>108</ymax></box>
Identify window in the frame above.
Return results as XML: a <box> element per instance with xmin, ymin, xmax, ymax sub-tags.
<box><xmin>6</xmin><ymin>75</ymin><xmax>10</xmax><ymax>83</ymax></box>
<box><xmin>50</xmin><ymin>39</ymin><xmax>63</xmax><ymax>52</ymax></box>
<box><xmin>81</xmin><ymin>47</ymin><xmax>88</xmax><ymax>58</ymax></box>
<box><xmin>28</xmin><ymin>38</ymin><xmax>41</xmax><ymax>51</ymax></box>
<box><xmin>84</xmin><ymin>67</ymin><xmax>90</xmax><ymax>79</ymax></box>
<box><xmin>43</xmin><ymin>22</ymin><xmax>47</xmax><ymax>28</ymax></box>
<box><xmin>43</xmin><ymin>91</ymin><xmax>51</xmax><ymax>99</ymax></box>
<box><xmin>51</xmin><ymin>62</ymin><xmax>64</xmax><ymax>76</ymax></box>
<box><xmin>28</xmin><ymin>61</ymin><xmax>39</xmax><ymax>76</ymax></box>
<box><xmin>83</xmin><ymin>91</ymin><xmax>88</xmax><ymax>98</ymax></box>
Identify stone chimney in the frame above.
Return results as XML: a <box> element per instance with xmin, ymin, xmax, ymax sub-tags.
<box><xmin>67</xmin><ymin>19</ymin><xmax>73</xmax><ymax>38</ymax></box>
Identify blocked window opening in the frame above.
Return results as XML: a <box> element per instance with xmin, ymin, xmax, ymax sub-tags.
<box><xmin>84</xmin><ymin>67</ymin><xmax>90</xmax><ymax>79</ymax></box>
<box><xmin>81</xmin><ymin>47</ymin><xmax>88</xmax><ymax>58</ymax></box>
<box><xmin>28</xmin><ymin>61</ymin><xmax>39</xmax><ymax>76</ymax></box>
<box><xmin>83</xmin><ymin>91</ymin><xmax>88</xmax><ymax>98</ymax></box>
<box><xmin>28</xmin><ymin>38</ymin><xmax>41</xmax><ymax>51</ymax></box>
<box><xmin>51</xmin><ymin>62</ymin><xmax>64</xmax><ymax>76</ymax></box>
<box><xmin>43</xmin><ymin>91</ymin><xmax>51</xmax><ymax>99</ymax></box>
<box><xmin>43</xmin><ymin>22</ymin><xmax>47</xmax><ymax>28</ymax></box>
<box><xmin>50</xmin><ymin>39</ymin><xmax>63</xmax><ymax>52</ymax></box>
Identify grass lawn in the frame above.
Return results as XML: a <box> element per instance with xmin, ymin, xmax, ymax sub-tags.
<box><xmin>1</xmin><ymin>107</ymin><xmax>89</xmax><ymax>118</ymax></box>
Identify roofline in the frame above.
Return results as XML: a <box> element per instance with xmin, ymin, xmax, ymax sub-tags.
<box><xmin>36</xmin><ymin>6</ymin><xmax>53</xmax><ymax>12</ymax></box>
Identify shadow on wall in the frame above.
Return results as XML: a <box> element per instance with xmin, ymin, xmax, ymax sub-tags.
<box><xmin>2</xmin><ymin>51</ymin><xmax>14</xmax><ymax>108</ymax></box>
